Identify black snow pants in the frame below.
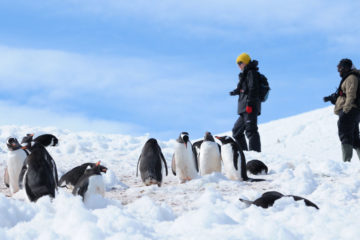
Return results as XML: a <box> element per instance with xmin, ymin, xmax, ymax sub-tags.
<box><xmin>338</xmin><ymin>108</ymin><xmax>360</xmax><ymax>148</ymax></box>
<box><xmin>232</xmin><ymin>112</ymin><xmax>261</xmax><ymax>152</ymax></box>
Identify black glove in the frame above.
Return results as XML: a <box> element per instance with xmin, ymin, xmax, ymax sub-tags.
<box><xmin>229</xmin><ymin>91</ymin><xmax>237</xmax><ymax>96</ymax></box>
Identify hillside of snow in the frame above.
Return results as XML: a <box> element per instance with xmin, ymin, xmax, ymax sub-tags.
<box><xmin>1</xmin><ymin>106</ymin><xmax>360</xmax><ymax>240</ymax></box>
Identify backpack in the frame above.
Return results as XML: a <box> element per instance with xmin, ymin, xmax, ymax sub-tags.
<box><xmin>258</xmin><ymin>73</ymin><xmax>270</xmax><ymax>102</ymax></box>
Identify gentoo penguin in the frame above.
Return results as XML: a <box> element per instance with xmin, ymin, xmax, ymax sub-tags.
<box><xmin>6</xmin><ymin>137</ymin><xmax>28</xmax><ymax>195</ymax></box>
<box><xmin>239</xmin><ymin>191</ymin><xmax>319</xmax><ymax>209</ymax></box>
<box><xmin>136</xmin><ymin>138</ymin><xmax>168</xmax><ymax>187</ymax></box>
<box><xmin>20</xmin><ymin>134</ymin><xmax>59</xmax><ymax>187</ymax></box>
<box><xmin>215</xmin><ymin>136</ymin><xmax>264</xmax><ymax>182</ymax></box>
<box><xmin>59</xmin><ymin>161</ymin><xmax>107</xmax><ymax>189</ymax></box>
<box><xmin>72</xmin><ymin>162</ymin><xmax>106</xmax><ymax>201</ymax></box>
<box><xmin>171</xmin><ymin>132</ymin><xmax>198</xmax><ymax>183</ymax></box>
<box><xmin>198</xmin><ymin>132</ymin><xmax>222</xmax><ymax>176</ymax></box>
<box><xmin>20</xmin><ymin>141</ymin><xmax>57</xmax><ymax>202</ymax></box>
<box><xmin>246</xmin><ymin>159</ymin><xmax>268</xmax><ymax>175</ymax></box>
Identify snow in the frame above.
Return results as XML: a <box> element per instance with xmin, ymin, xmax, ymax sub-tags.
<box><xmin>1</xmin><ymin>106</ymin><xmax>360</xmax><ymax>239</ymax></box>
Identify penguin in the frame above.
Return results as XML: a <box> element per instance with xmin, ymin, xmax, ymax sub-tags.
<box><xmin>59</xmin><ymin>161</ymin><xmax>108</xmax><ymax>189</ymax></box>
<box><xmin>21</xmin><ymin>141</ymin><xmax>57</xmax><ymax>202</ymax></box>
<box><xmin>136</xmin><ymin>138</ymin><xmax>168</xmax><ymax>187</ymax></box>
<box><xmin>20</xmin><ymin>133</ymin><xmax>59</xmax><ymax>187</ymax></box>
<box><xmin>5</xmin><ymin>137</ymin><xmax>28</xmax><ymax>195</ymax></box>
<box><xmin>198</xmin><ymin>132</ymin><xmax>222</xmax><ymax>176</ymax></box>
<box><xmin>171</xmin><ymin>132</ymin><xmax>198</xmax><ymax>183</ymax></box>
<box><xmin>215</xmin><ymin>135</ymin><xmax>264</xmax><ymax>182</ymax></box>
<box><xmin>239</xmin><ymin>191</ymin><xmax>319</xmax><ymax>209</ymax></box>
<box><xmin>192</xmin><ymin>139</ymin><xmax>203</xmax><ymax>167</ymax></box>
<box><xmin>72</xmin><ymin>162</ymin><xmax>106</xmax><ymax>201</ymax></box>
<box><xmin>246</xmin><ymin>159</ymin><xmax>268</xmax><ymax>175</ymax></box>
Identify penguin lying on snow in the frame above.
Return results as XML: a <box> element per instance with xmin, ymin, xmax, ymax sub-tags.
<box><xmin>20</xmin><ymin>140</ymin><xmax>57</xmax><ymax>202</ymax></box>
<box><xmin>137</xmin><ymin>138</ymin><xmax>168</xmax><ymax>187</ymax></box>
<box><xmin>215</xmin><ymin>136</ymin><xmax>264</xmax><ymax>182</ymax></box>
<box><xmin>197</xmin><ymin>132</ymin><xmax>222</xmax><ymax>176</ymax></box>
<box><xmin>72</xmin><ymin>162</ymin><xmax>106</xmax><ymax>201</ymax></box>
<box><xmin>59</xmin><ymin>161</ymin><xmax>108</xmax><ymax>189</ymax></box>
<box><xmin>239</xmin><ymin>191</ymin><xmax>319</xmax><ymax>209</ymax></box>
<box><xmin>171</xmin><ymin>132</ymin><xmax>198</xmax><ymax>183</ymax></box>
<box><xmin>5</xmin><ymin>137</ymin><xmax>28</xmax><ymax>195</ymax></box>
<box><xmin>20</xmin><ymin>134</ymin><xmax>59</xmax><ymax>187</ymax></box>
<box><xmin>247</xmin><ymin>159</ymin><xmax>268</xmax><ymax>175</ymax></box>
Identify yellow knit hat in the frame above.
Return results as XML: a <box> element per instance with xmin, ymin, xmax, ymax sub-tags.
<box><xmin>236</xmin><ymin>53</ymin><xmax>251</xmax><ymax>65</ymax></box>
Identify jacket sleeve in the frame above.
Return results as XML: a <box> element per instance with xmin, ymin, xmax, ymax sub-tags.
<box><xmin>246</xmin><ymin>70</ymin><xmax>259</xmax><ymax>105</ymax></box>
<box><xmin>343</xmin><ymin>75</ymin><xmax>358</xmax><ymax>113</ymax></box>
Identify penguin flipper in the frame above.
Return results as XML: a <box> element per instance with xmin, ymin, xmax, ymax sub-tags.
<box><xmin>239</xmin><ymin>198</ymin><xmax>253</xmax><ymax>206</ymax></box>
<box><xmin>4</xmin><ymin>167</ymin><xmax>9</xmax><ymax>188</ymax></box>
<box><xmin>18</xmin><ymin>161</ymin><xmax>28</xmax><ymax>189</ymax></box>
<box><xmin>160</xmin><ymin>152</ymin><xmax>168</xmax><ymax>176</ymax></box>
<box><xmin>171</xmin><ymin>154</ymin><xmax>176</xmax><ymax>176</ymax></box>
<box><xmin>191</xmin><ymin>143</ymin><xmax>199</xmax><ymax>172</ymax></box>
<box><xmin>136</xmin><ymin>155</ymin><xmax>141</xmax><ymax>177</ymax></box>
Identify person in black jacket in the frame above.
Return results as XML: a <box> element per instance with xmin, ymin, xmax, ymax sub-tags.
<box><xmin>230</xmin><ymin>53</ymin><xmax>262</xmax><ymax>152</ymax></box>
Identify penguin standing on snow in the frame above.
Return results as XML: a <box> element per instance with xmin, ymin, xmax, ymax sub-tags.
<box><xmin>5</xmin><ymin>137</ymin><xmax>28</xmax><ymax>195</ymax></box>
<box><xmin>215</xmin><ymin>135</ymin><xmax>264</xmax><ymax>182</ymax></box>
<box><xmin>171</xmin><ymin>132</ymin><xmax>198</xmax><ymax>183</ymax></box>
<box><xmin>20</xmin><ymin>141</ymin><xmax>57</xmax><ymax>202</ymax></box>
<box><xmin>246</xmin><ymin>159</ymin><xmax>268</xmax><ymax>175</ymax></box>
<box><xmin>72</xmin><ymin>162</ymin><xmax>106</xmax><ymax>201</ymax></box>
<box><xmin>20</xmin><ymin>134</ymin><xmax>59</xmax><ymax>187</ymax></box>
<box><xmin>239</xmin><ymin>191</ymin><xmax>319</xmax><ymax>209</ymax></box>
<box><xmin>59</xmin><ymin>161</ymin><xmax>108</xmax><ymax>189</ymax></box>
<box><xmin>136</xmin><ymin>138</ymin><xmax>168</xmax><ymax>187</ymax></box>
<box><xmin>198</xmin><ymin>132</ymin><xmax>222</xmax><ymax>176</ymax></box>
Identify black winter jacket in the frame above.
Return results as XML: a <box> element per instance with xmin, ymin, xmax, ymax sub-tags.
<box><xmin>231</xmin><ymin>60</ymin><xmax>262</xmax><ymax>115</ymax></box>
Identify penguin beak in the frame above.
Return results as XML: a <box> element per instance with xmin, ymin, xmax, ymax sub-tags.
<box><xmin>102</xmin><ymin>168</ymin><xmax>108</xmax><ymax>173</ymax></box>
<box><xmin>21</xmin><ymin>146</ymin><xmax>27</xmax><ymax>150</ymax></box>
<box><xmin>215</xmin><ymin>136</ymin><xmax>220</xmax><ymax>139</ymax></box>
<box><xmin>96</xmin><ymin>161</ymin><xmax>101</xmax><ymax>166</ymax></box>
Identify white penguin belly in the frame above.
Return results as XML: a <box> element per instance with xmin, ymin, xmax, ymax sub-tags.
<box><xmin>199</xmin><ymin>142</ymin><xmax>221</xmax><ymax>176</ymax></box>
<box><xmin>7</xmin><ymin>150</ymin><xmax>27</xmax><ymax>195</ymax></box>
<box><xmin>221</xmin><ymin>144</ymin><xmax>240</xmax><ymax>180</ymax></box>
<box><xmin>84</xmin><ymin>175</ymin><xmax>105</xmax><ymax>200</ymax></box>
<box><xmin>174</xmin><ymin>143</ymin><xmax>197</xmax><ymax>181</ymax></box>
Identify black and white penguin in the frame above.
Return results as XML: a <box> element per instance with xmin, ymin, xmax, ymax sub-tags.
<box><xmin>198</xmin><ymin>132</ymin><xmax>222</xmax><ymax>176</ymax></box>
<box><xmin>5</xmin><ymin>137</ymin><xmax>28</xmax><ymax>195</ymax></box>
<box><xmin>59</xmin><ymin>161</ymin><xmax>108</xmax><ymax>189</ymax></box>
<box><xmin>20</xmin><ymin>141</ymin><xmax>57</xmax><ymax>202</ymax></box>
<box><xmin>239</xmin><ymin>191</ymin><xmax>319</xmax><ymax>209</ymax></box>
<box><xmin>136</xmin><ymin>138</ymin><xmax>168</xmax><ymax>187</ymax></box>
<box><xmin>171</xmin><ymin>132</ymin><xmax>198</xmax><ymax>183</ymax></box>
<box><xmin>72</xmin><ymin>163</ymin><xmax>106</xmax><ymax>201</ymax></box>
<box><xmin>20</xmin><ymin>134</ymin><xmax>59</xmax><ymax>187</ymax></box>
<box><xmin>215</xmin><ymin>135</ymin><xmax>264</xmax><ymax>182</ymax></box>
<box><xmin>246</xmin><ymin>159</ymin><xmax>268</xmax><ymax>175</ymax></box>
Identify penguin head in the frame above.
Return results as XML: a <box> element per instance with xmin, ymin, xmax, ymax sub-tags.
<box><xmin>6</xmin><ymin>137</ymin><xmax>22</xmax><ymax>151</ymax></box>
<box><xmin>21</xmin><ymin>133</ymin><xmax>34</xmax><ymax>149</ymax></box>
<box><xmin>85</xmin><ymin>162</ymin><xmax>104</xmax><ymax>176</ymax></box>
<box><xmin>215</xmin><ymin>136</ymin><xmax>235</xmax><ymax>145</ymax></box>
<box><xmin>95</xmin><ymin>161</ymin><xmax>108</xmax><ymax>173</ymax></box>
<box><xmin>204</xmin><ymin>132</ymin><xmax>215</xmax><ymax>142</ymax></box>
<box><xmin>179</xmin><ymin>132</ymin><xmax>190</xmax><ymax>148</ymax></box>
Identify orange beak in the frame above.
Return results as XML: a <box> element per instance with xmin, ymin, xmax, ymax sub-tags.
<box><xmin>96</xmin><ymin>161</ymin><xmax>101</xmax><ymax>166</ymax></box>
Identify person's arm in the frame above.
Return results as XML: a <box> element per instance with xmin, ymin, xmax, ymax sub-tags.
<box><xmin>343</xmin><ymin>75</ymin><xmax>358</xmax><ymax>113</ymax></box>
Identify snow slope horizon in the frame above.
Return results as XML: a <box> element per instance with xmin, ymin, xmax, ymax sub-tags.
<box><xmin>1</xmin><ymin>106</ymin><xmax>360</xmax><ymax>239</ymax></box>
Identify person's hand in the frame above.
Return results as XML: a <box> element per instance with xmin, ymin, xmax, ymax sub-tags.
<box><xmin>229</xmin><ymin>91</ymin><xmax>237</xmax><ymax>96</ymax></box>
<box><xmin>246</xmin><ymin>106</ymin><xmax>253</xmax><ymax>114</ymax></box>
<box><xmin>343</xmin><ymin>106</ymin><xmax>351</xmax><ymax>114</ymax></box>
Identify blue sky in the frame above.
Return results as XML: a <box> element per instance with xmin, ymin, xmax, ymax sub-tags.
<box><xmin>0</xmin><ymin>0</ymin><xmax>359</xmax><ymax>140</ymax></box>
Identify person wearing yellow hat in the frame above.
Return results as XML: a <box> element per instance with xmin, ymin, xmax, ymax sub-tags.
<box><xmin>229</xmin><ymin>53</ymin><xmax>262</xmax><ymax>152</ymax></box>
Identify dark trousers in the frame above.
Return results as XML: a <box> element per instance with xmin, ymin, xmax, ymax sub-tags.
<box><xmin>338</xmin><ymin>108</ymin><xmax>360</xmax><ymax>148</ymax></box>
<box><xmin>232</xmin><ymin>112</ymin><xmax>261</xmax><ymax>152</ymax></box>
